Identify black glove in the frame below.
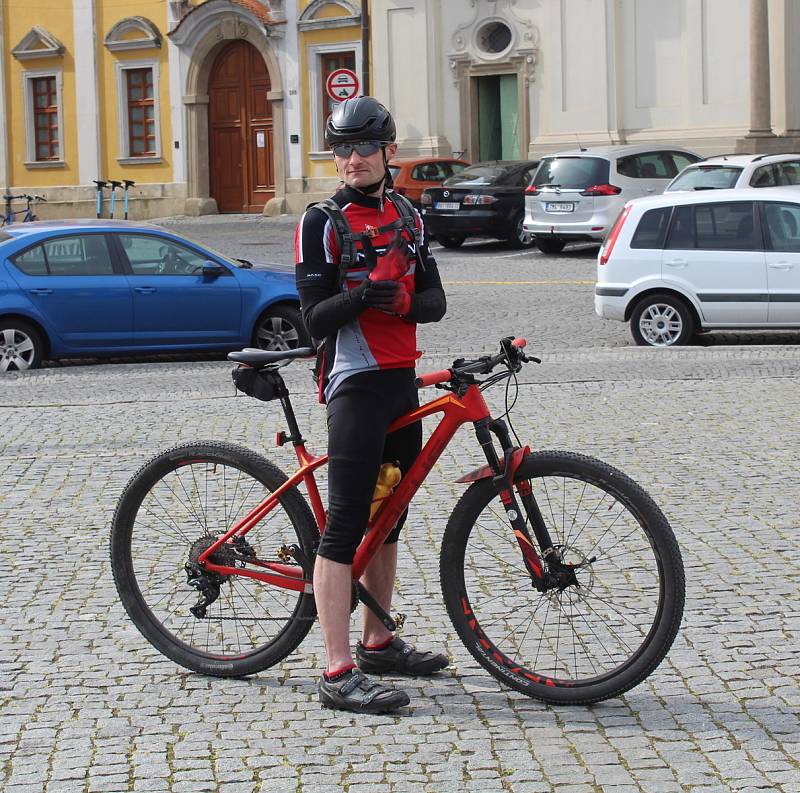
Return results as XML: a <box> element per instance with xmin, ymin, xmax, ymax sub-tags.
<box><xmin>350</xmin><ymin>279</ymin><xmax>403</xmax><ymax>310</ymax></box>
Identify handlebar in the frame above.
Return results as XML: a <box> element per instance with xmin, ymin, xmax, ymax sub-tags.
<box><xmin>415</xmin><ymin>337</ymin><xmax>536</xmax><ymax>389</ymax></box>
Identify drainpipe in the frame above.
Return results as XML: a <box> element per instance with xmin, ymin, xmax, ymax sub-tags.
<box><xmin>361</xmin><ymin>0</ymin><xmax>370</xmax><ymax>95</ymax></box>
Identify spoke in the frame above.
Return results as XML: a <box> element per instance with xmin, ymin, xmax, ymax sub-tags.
<box><xmin>581</xmin><ymin>589</ymin><xmax>654</xmax><ymax>634</ymax></box>
<box><xmin>578</xmin><ymin>596</ymin><xmax>635</xmax><ymax>658</ymax></box>
<box><xmin>563</xmin><ymin>480</ymin><xmax>590</xmax><ymax>550</ymax></box>
<box><xmin>587</xmin><ymin>523</ymin><xmax>650</xmax><ymax>564</ymax></box>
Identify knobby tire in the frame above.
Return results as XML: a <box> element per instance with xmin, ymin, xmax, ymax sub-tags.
<box><xmin>441</xmin><ymin>451</ymin><xmax>685</xmax><ymax>705</ymax></box>
<box><xmin>110</xmin><ymin>441</ymin><xmax>318</xmax><ymax>677</ymax></box>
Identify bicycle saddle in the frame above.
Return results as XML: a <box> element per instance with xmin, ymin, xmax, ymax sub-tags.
<box><xmin>228</xmin><ymin>347</ymin><xmax>315</xmax><ymax>369</ymax></box>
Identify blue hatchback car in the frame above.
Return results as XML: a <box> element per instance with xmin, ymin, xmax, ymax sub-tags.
<box><xmin>0</xmin><ymin>220</ymin><xmax>310</xmax><ymax>371</ymax></box>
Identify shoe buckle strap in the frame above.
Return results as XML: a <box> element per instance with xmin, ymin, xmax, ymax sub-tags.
<box><xmin>338</xmin><ymin>673</ymin><xmax>366</xmax><ymax>696</ymax></box>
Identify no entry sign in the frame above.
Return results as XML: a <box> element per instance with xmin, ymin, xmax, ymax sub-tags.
<box><xmin>326</xmin><ymin>68</ymin><xmax>360</xmax><ymax>102</ymax></box>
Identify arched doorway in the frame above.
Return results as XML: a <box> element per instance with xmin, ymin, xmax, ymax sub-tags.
<box><xmin>208</xmin><ymin>40</ymin><xmax>275</xmax><ymax>213</ymax></box>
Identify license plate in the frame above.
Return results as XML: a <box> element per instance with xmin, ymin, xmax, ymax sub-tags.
<box><xmin>434</xmin><ymin>201</ymin><xmax>460</xmax><ymax>210</ymax></box>
<box><xmin>545</xmin><ymin>202</ymin><xmax>575</xmax><ymax>213</ymax></box>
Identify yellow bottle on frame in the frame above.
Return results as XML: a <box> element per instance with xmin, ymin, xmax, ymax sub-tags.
<box><xmin>369</xmin><ymin>462</ymin><xmax>402</xmax><ymax>520</ymax></box>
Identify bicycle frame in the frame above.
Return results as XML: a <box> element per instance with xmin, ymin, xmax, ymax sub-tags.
<box><xmin>197</xmin><ymin>378</ymin><xmax>550</xmax><ymax>595</ymax></box>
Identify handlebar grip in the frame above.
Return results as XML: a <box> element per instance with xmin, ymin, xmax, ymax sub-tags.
<box><xmin>511</xmin><ymin>337</ymin><xmax>527</xmax><ymax>349</ymax></box>
<box><xmin>415</xmin><ymin>369</ymin><xmax>452</xmax><ymax>388</ymax></box>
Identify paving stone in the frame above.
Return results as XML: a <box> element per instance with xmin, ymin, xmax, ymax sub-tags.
<box><xmin>2</xmin><ymin>216</ymin><xmax>799</xmax><ymax>793</ymax></box>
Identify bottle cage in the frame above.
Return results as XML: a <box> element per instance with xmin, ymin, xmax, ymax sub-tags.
<box><xmin>308</xmin><ymin>190</ymin><xmax>424</xmax><ymax>290</ymax></box>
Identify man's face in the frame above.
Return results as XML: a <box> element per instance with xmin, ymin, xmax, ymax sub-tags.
<box><xmin>334</xmin><ymin>142</ymin><xmax>398</xmax><ymax>191</ymax></box>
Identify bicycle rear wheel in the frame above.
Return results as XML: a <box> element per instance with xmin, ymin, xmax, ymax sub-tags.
<box><xmin>110</xmin><ymin>441</ymin><xmax>318</xmax><ymax>677</ymax></box>
<box><xmin>441</xmin><ymin>450</ymin><xmax>684</xmax><ymax>705</ymax></box>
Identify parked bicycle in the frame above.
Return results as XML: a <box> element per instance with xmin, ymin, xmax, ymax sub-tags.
<box><xmin>110</xmin><ymin>337</ymin><xmax>685</xmax><ymax>705</ymax></box>
<box><xmin>2</xmin><ymin>193</ymin><xmax>46</xmax><ymax>225</ymax></box>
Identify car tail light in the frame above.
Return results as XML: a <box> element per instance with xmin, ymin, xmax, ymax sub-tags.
<box><xmin>599</xmin><ymin>204</ymin><xmax>632</xmax><ymax>265</ymax></box>
<box><xmin>581</xmin><ymin>184</ymin><xmax>622</xmax><ymax>196</ymax></box>
<box><xmin>421</xmin><ymin>192</ymin><xmax>432</xmax><ymax>206</ymax></box>
<box><xmin>463</xmin><ymin>194</ymin><xmax>498</xmax><ymax>205</ymax></box>
<box><xmin>525</xmin><ymin>185</ymin><xmax>540</xmax><ymax>195</ymax></box>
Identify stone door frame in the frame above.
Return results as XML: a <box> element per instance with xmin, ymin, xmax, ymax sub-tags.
<box><xmin>175</xmin><ymin>12</ymin><xmax>286</xmax><ymax>216</ymax></box>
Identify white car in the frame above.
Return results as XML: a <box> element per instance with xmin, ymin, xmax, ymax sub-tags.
<box><xmin>523</xmin><ymin>145</ymin><xmax>701</xmax><ymax>254</ymax></box>
<box><xmin>665</xmin><ymin>152</ymin><xmax>800</xmax><ymax>192</ymax></box>
<box><xmin>595</xmin><ymin>187</ymin><xmax>800</xmax><ymax>346</ymax></box>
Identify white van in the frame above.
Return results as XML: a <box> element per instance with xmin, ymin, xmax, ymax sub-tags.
<box><xmin>524</xmin><ymin>145</ymin><xmax>701</xmax><ymax>254</ymax></box>
<box><xmin>595</xmin><ymin>187</ymin><xmax>800</xmax><ymax>346</ymax></box>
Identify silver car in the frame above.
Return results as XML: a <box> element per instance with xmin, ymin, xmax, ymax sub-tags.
<box><xmin>523</xmin><ymin>145</ymin><xmax>701</xmax><ymax>254</ymax></box>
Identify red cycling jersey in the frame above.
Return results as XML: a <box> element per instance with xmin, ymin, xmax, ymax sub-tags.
<box><xmin>295</xmin><ymin>185</ymin><xmax>446</xmax><ymax>401</ymax></box>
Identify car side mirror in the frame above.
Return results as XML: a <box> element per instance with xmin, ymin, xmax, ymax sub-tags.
<box><xmin>202</xmin><ymin>260</ymin><xmax>225</xmax><ymax>278</ymax></box>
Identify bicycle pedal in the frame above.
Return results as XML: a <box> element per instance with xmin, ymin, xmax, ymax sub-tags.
<box><xmin>393</xmin><ymin>612</ymin><xmax>406</xmax><ymax>630</ymax></box>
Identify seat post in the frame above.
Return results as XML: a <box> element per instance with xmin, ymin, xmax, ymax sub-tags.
<box><xmin>278</xmin><ymin>386</ymin><xmax>305</xmax><ymax>446</ymax></box>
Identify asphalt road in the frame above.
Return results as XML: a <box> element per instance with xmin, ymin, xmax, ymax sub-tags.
<box><xmin>2</xmin><ymin>214</ymin><xmax>799</xmax><ymax>793</ymax></box>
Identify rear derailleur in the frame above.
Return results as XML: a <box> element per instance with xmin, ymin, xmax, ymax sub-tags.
<box><xmin>185</xmin><ymin>533</ymin><xmax>256</xmax><ymax>618</ymax></box>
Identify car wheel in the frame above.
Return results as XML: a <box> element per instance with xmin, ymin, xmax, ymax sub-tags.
<box><xmin>0</xmin><ymin>319</ymin><xmax>44</xmax><ymax>372</ymax></box>
<box><xmin>436</xmin><ymin>235</ymin><xmax>466</xmax><ymax>249</ymax></box>
<box><xmin>630</xmin><ymin>293</ymin><xmax>695</xmax><ymax>347</ymax></box>
<box><xmin>252</xmin><ymin>305</ymin><xmax>310</xmax><ymax>352</ymax></box>
<box><xmin>535</xmin><ymin>238</ymin><xmax>566</xmax><ymax>255</ymax></box>
<box><xmin>507</xmin><ymin>213</ymin><xmax>535</xmax><ymax>249</ymax></box>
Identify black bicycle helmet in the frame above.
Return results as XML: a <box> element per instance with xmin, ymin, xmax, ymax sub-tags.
<box><xmin>325</xmin><ymin>96</ymin><xmax>396</xmax><ymax>145</ymax></box>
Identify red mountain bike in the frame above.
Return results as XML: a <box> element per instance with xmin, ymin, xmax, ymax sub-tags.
<box><xmin>110</xmin><ymin>337</ymin><xmax>685</xmax><ymax>705</ymax></box>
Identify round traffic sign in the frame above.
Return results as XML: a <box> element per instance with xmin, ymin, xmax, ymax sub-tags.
<box><xmin>326</xmin><ymin>68</ymin><xmax>360</xmax><ymax>102</ymax></box>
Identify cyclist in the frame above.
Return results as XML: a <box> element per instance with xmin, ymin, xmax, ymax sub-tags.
<box><xmin>295</xmin><ymin>96</ymin><xmax>448</xmax><ymax>713</ymax></box>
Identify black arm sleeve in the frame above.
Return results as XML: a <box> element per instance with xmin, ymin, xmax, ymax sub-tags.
<box><xmin>406</xmin><ymin>212</ymin><xmax>446</xmax><ymax>324</ymax></box>
<box><xmin>295</xmin><ymin>208</ymin><xmax>367</xmax><ymax>339</ymax></box>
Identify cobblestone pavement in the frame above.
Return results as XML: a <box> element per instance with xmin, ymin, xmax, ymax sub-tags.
<box><xmin>2</xmin><ymin>215</ymin><xmax>800</xmax><ymax>792</ymax></box>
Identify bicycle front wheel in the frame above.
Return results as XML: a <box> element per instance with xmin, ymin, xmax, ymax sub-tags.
<box><xmin>441</xmin><ymin>450</ymin><xmax>684</xmax><ymax>705</ymax></box>
<box><xmin>110</xmin><ymin>441</ymin><xmax>318</xmax><ymax>677</ymax></box>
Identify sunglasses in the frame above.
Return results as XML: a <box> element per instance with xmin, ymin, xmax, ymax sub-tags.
<box><xmin>331</xmin><ymin>141</ymin><xmax>385</xmax><ymax>158</ymax></box>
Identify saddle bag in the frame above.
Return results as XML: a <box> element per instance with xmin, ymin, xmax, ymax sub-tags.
<box><xmin>231</xmin><ymin>366</ymin><xmax>285</xmax><ymax>402</ymax></box>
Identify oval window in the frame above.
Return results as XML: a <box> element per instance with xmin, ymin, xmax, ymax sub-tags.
<box><xmin>476</xmin><ymin>21</ymin><xmax>512</xmax><ymax>55</ymax></box>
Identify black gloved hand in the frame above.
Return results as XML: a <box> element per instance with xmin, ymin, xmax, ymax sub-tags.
<box><xmin>350</xmin><ymin>279</ymin><xmax>403</xmax><ymax>310</ymax></box>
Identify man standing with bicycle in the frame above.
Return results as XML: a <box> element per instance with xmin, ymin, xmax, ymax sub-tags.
<box><xmin>295</xmin><ymin>97</ymin><xmax>448</xmax><ymax>713</ymax></box>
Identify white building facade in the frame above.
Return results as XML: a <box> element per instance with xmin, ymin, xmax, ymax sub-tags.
<box><xmin>370</xmin><ymin>0</ymin><xmax>800</xmax><ymax>162</ymax></box>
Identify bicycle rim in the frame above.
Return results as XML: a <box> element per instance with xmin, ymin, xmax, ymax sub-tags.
<box><xmin>442</xmin><ymin>451</ymin><xmax>684</xmax><ymax>704</ymax></box>
<box><xmin>111</xmin><ymin>442</ymin><xmax>318</xmax><ymax>675</ymax></box>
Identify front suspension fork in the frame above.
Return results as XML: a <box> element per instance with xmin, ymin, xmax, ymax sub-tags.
<box><xmin>475</xmin><ymin>418</ymin><xmax>558</xmax><ymax>591</ymax></box>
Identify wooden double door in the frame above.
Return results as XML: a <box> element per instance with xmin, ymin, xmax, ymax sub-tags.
<box><xmin>208</xmin><ymin>40</ymin><xmax>275</xmax><ymax>213</ymax></box>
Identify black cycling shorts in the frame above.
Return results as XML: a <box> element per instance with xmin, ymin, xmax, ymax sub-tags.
<box><xmin>317</xmin><ymin>367</ymin><xmax>421</xmax><ymax>564</ymax></box>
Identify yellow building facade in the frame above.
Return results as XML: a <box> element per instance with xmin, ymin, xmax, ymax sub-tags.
<box><xmin>0</xmin><ymin>0</ymin><xmax>368</xmax><ymax>219</ymax></box>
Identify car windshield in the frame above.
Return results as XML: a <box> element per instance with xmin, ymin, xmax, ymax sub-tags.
<box><xmin>443</xmin><ymin>164</ymin><xmax>510</xmax><ymax>186</ymax></box>
<box><xmin>669</xmin><ymin>165</ymin><xmax>743</xmax><ymax>191</ymax></box>
<box><xmin>531</xmin><ymin>156</ymin><xmax>610</xmax><ymax>189</ymax></box>
<box><xmin>388</xmin><ymin>166</ymin><xmax>401</xmax><ymax>180</ymax></box>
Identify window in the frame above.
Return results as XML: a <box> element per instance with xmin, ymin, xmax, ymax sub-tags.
<box><xmin>411</xmin><ymin>162</ymin><xmax>467</xmax><ymax>182</ymax></box>
<box><xmin>32</xmin><ymin>76</ymin><xmax>59</xmax><ymax>160</ymax></box>
<box><xmin>531</xmin><ymin>157</ymin><xmax>610</xmax><ymax>189</ymax></box>
<box><xmin>12</xmin><ymin>235</ymin><xmax>114</xmax><ymax>275</ymax></box>
<box><xmin>12</xmin><ymin>245</ymin><xmax>48</xmax><ymax>275</ymax></box>
<box><xmin>669</xmin><ymin>165</ymin><xmax>743</xmax><ymax>191</ymax></box>
<box><xmin>319</xmin><ymin>50</ymin><xmax>356</xmax><ymax>146</ymax></box>
<box><xmin>666</xmin><ymin>202</ymin><xmax>759</xmax><ymax>251</ymax></box>
<box><xmin>116</xmin><ymin>62</ymin><xmax>160</xmax><ymax>161</ymax></box>
<box><xmin>777</xmin><ymin>161</ymin><xmax>800</xmax><ymax>186</ymax></box>
<box><xmin>45</xmin><ymin>235</ymin><xmax>114</xmax><ymax>275</ymax></box>
<box><xmin>617</xmin><ymin>152</ymin><xmax>674</xmax><ymax>179</ymax></box>
<box><xmin>631</xmin><ymin>207</ymin><xmax>672</xmax><ymax>249</ymax></box>
<box><xmin>669</xmin><ymin>152</ymin><xmax>700</xmax><ymax>173</ymax></box>
<box><xmin>22</xmin><ymin>70</ymin><xmax>64</xmax><ymax>166</ymax></box>
<box><xmin>126</xmin><ymin>68</ymin><xmax>156</xmax><ymax>156</ymax></box>
<box><xmin>750</xmin><ymin>165</ymin><xmax>779</xmax><ymax>188</ymax></box>
<box><xmin>762</xmin><ymin>202</ymin><xmax>800</xmax><ymax>253</ymax></box>
<box><xmin>120</xmin><ymin>234</ymin><xmax>210</xmax><ymax>275</ymax></box>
